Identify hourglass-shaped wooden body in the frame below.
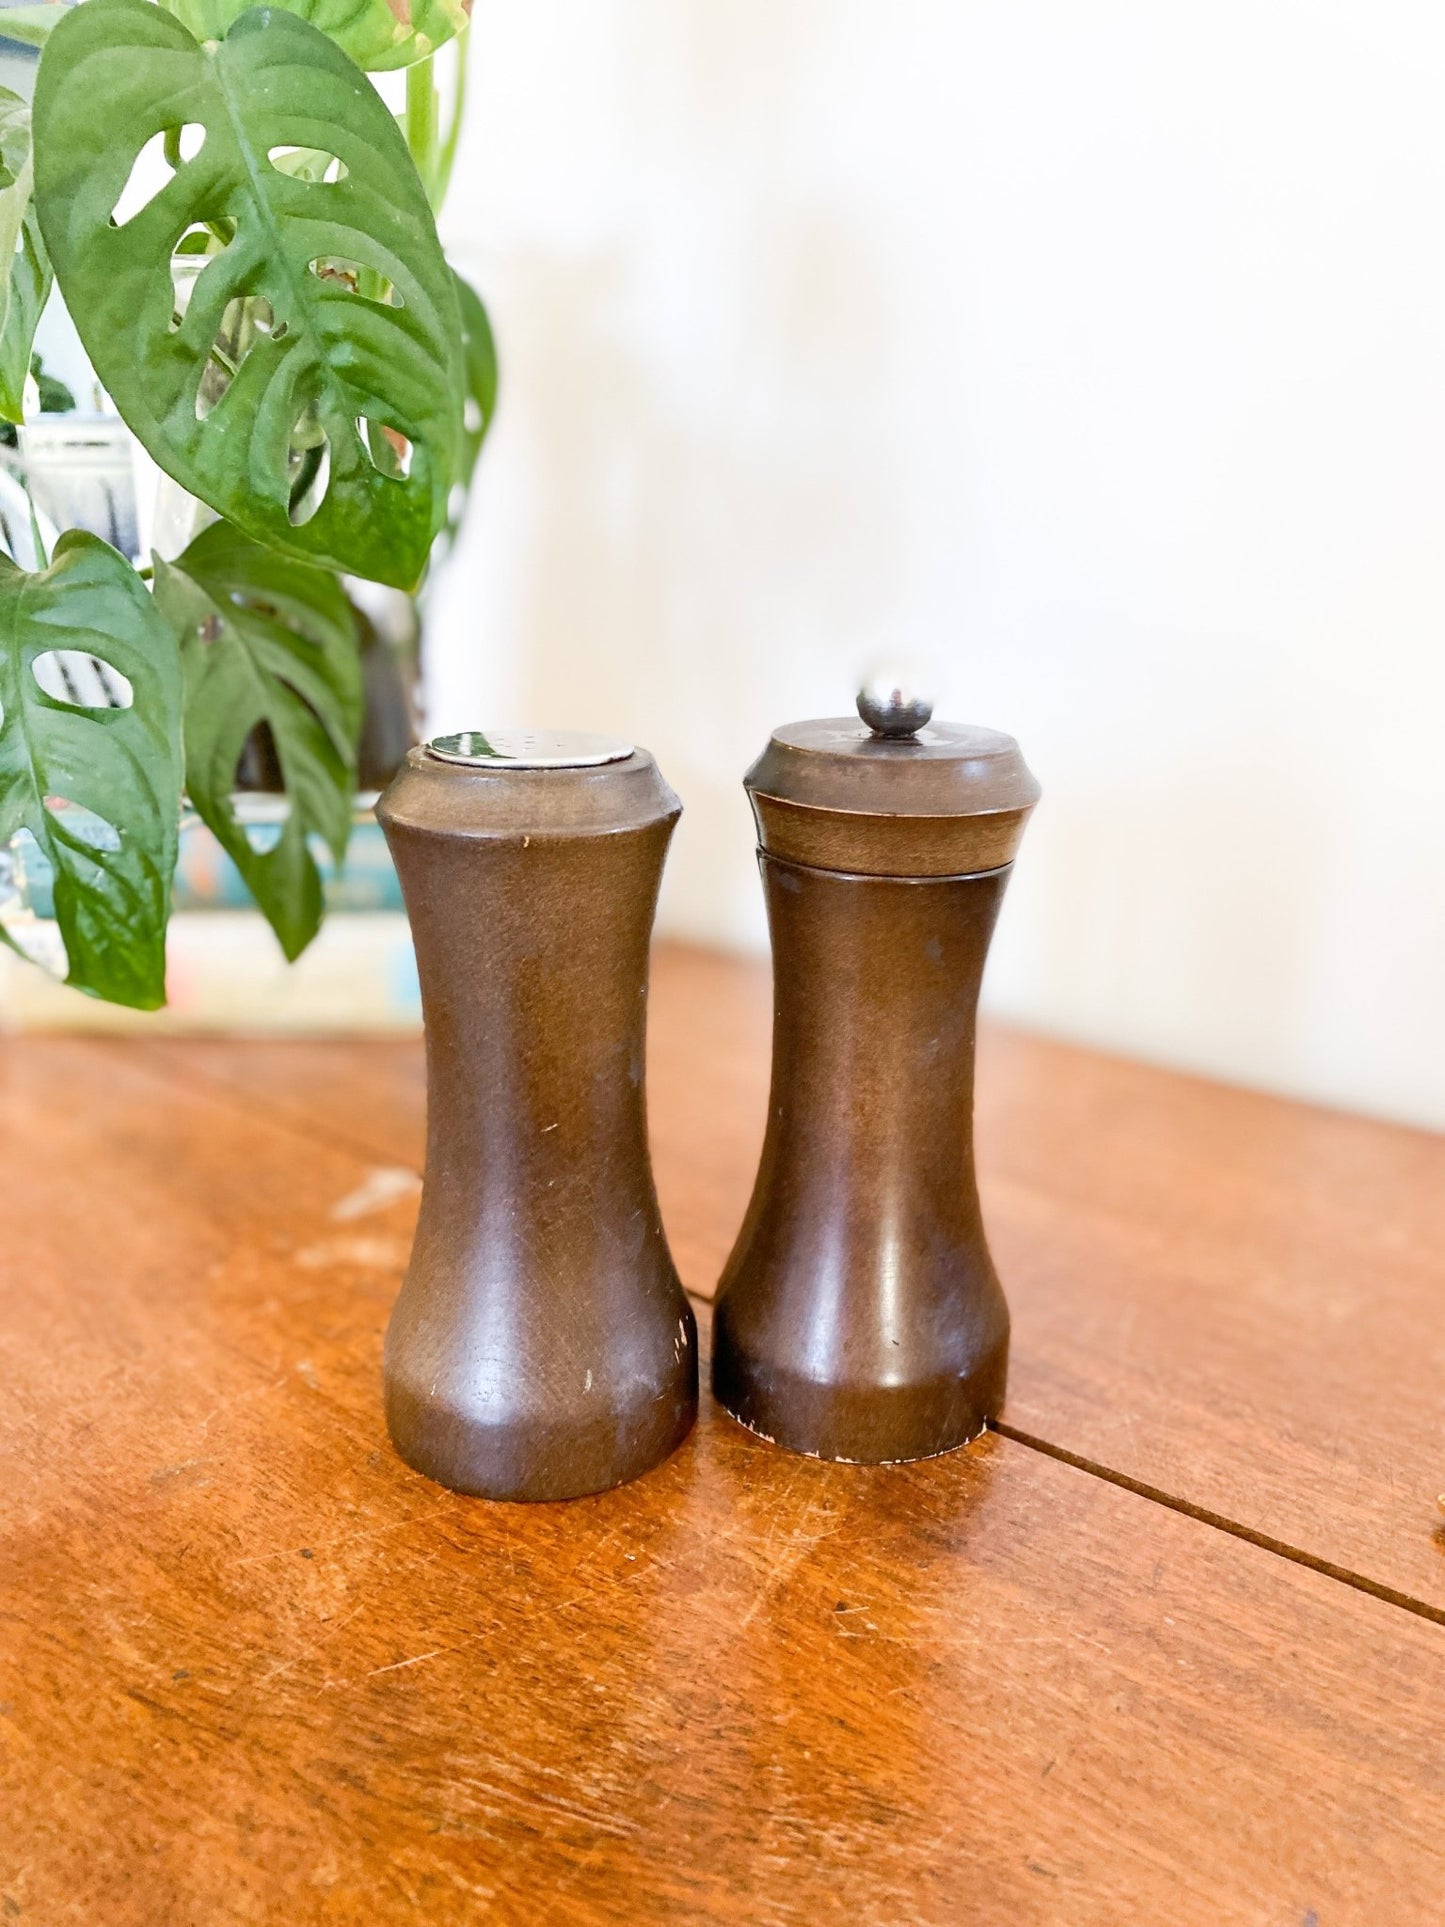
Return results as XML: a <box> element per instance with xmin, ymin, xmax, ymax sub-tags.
<box><xmin>713</xmin><ymin>688</ymin><xmax>1040</xmax><ymax>1464</ymax></box>
<box><xmin>377</xmin><ymin>731</ymin><xmax>696</xmax><ymax>1501</ymax></box>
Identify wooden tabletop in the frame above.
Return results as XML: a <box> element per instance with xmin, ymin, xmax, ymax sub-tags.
<box><xmin>2</xmin><ymin>944</ymin><xmax>1442</xmax><ymax>1923</ymax></box>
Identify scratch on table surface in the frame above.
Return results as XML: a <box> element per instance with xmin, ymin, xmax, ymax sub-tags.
<box><xmin>737</xmin><ymin>1486</ymin><xmax>835</xmax><ymax>1631</ymax></box>
<box><xmin>330</xmin><ymin>1166</ymin><xmax>422</xmax><ymax>1222</ymax></box>
<box><xmin>294</xmin><ymin>1233</ymin><xmax>410</xmax><ymax>1272</ymax></box>
<box><xmin>366</xmin><ymin>1648</ymin><xmax>446</xmax><ymax>1678</ymax></box>
<box><xmin>254</xmin><ymin>1604</ymin><xmax>368</xmax><ymax>1688</ymax></box>
<box><xmin>149</xmin><ymin>1457</ymin><xmax>213</xmax><ymax>1489</ymax></box>
<box><xmin>317</xmin><ymin>1617</ymin><xmax>499</xmax><ymax>1694</ymax></box>
<box><xmin>196</xmin><ymin>1373</ymin><xmax>289</xmax><ymax>1436</ymax></box>
<box><xmin>448</xmin><ymin>1767</ymin><xmax>640</xmax><ymax>1843</ymax></box>
<box><xmin>232</xmin><ymin>1508</ymin><xmax>446</xmax><ymax>1570</ymax></box>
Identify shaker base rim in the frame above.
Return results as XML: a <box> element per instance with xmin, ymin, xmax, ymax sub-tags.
<box><xmin>717</xmin><ymin>1399</ymin><xmax>992</xmax><ymax>1468</ymax></box>
<box><xmin>384</xmin><ymin>1376</ymin><xmax>698</xmax><ymax>1504</ymax></box>
<box><xmin>710</xmin><ymin>1333</ymin><xmax>1008</xmax><ymax>1468</ymax></box>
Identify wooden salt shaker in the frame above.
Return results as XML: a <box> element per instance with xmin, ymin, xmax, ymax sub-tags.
<box><xmin>712</xmin><ymin>678</ymin><xmax>1040</xmax><ymax>1464</ymax></box>
<box><xmin>376</xmin><ymin>730</ymin><xmax>696</xmax><ymax>1501</ymax></box>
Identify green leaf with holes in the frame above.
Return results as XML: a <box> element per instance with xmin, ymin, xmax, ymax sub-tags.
<box><xmin>0</xmin><ymin>532</ymin><xmax>183</xmax><ymax>1009</ymax></box>
<box><xmin>0</xmin><ymin>86</ymin><xmax>52</xmax><ymax>424</ymax></box>
<box><xmin>168</xmin><ymin>0</ymin><xmax>470</xmax><ymax>73</ymax></box>
<box><xmin>453</xmin><ymin>266</ymin><xmax>496</xmax><ymax>493</ymax></box>
<box><xmin>33</xmin><ymin>0</ymin><xmax>464</xmax><ymax>589</ymax></box>
<box><xmin>153</xmin><ymin>518</ymin><xmax>362</xmax><ymax>961</ymax></box>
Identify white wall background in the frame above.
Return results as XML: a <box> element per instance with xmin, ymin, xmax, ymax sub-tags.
<box><xmin>427</xmin><ymin>0</ymin><xmax>1445</xmax><ymax>1132</ymax></box>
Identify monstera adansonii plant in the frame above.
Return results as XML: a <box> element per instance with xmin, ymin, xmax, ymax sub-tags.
<box><xmin>0</xmin><ymin>0</ymin><xmax>495</xmax><ymax>1005</ymax></box>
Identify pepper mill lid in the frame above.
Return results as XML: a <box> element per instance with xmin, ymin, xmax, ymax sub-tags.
<box><xmin>743</xmin><ymin>669</ymin><xmax>1040</xmax><ymax>876</ymax></box>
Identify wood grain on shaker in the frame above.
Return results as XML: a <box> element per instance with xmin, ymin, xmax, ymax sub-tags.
<box><xmin>0</xmin><ymin>1025</ymin><xmax>1441</xmax><ymax>1922</ymax></box>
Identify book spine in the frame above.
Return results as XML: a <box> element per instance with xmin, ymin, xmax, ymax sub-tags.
<box><xmin>0</xmin><ymin>911</ymin><xmax>421</xmax><ymax>1035</ymax></box>
<box><xmin>172</xmin><ymin>820</ymin><xmax>405</xmax><ymax>914</ymax></box>
<box><xmin>13</xmin><ymin>818</ymin><xmax>405</xmax><ymax>918</ymax></box>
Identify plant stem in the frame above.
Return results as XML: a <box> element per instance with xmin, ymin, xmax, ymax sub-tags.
<box><xmin>26</xmin><ymin>489</ymin><xmax>49</xmax><ymax>570</ymax></box>
<box><xmin>433</xmin><ymin>29</ymin><xmax>470</xmax><ymax>215</ymax></box>
<box><xmin>405</xmin><ymin>55</ymin><xmax>439</xmax><ymax>205</ymax></box>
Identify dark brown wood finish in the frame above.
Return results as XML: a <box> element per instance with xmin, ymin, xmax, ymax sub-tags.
<box><xmin>374</xmin><ymin>743</ymin><xmax>695</xmax><ymax>1500</ymax></box>
<box><xmin>1</xmin><ymin>1030</ymin><xmax>1444</xmax><ymax>1922</ymax></box>
<box><xmin>712</xmin><ymin>711</ymin><xmax>1040</xmax><ymax>1463</ymax></box>
<box><xmin>145</xmin><ymin>945</ymin><xmax>1445</xmax><ymax>1611</ymax></box>
<box><xmin>714</xmin><ymin>858</ymin><xmax>1013</xmax><ymax>1461</ymax></box>
<box><xmin>743</xmin><ymin>715</ymin><xmax>1040</xmax><ymax>875</ymax></box>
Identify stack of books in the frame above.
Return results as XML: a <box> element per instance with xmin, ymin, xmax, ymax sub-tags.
<box><xmin>0</xmin><ymin>803</ymin><xmax>422</xmax><ymax>1034</ymax></box>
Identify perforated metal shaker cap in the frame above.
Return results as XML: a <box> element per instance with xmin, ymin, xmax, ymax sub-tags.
<box><xmin>425</xmin><ymin>729</ymin><xmax>635</xmax><ymax>770</ymax></box>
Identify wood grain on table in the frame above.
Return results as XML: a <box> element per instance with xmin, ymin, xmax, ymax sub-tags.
<box><xmin>150</xmin><ymin>944</ymin><xmax>1445</xmax><ymax>1616</ymax></box>
<box><xmin>3</xmin><ymin>943</ymin><xmax>1443</xmax><ymax>1923</ymax></box>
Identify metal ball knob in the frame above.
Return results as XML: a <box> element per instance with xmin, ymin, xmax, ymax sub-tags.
<box><xmin>856</xmin><ymin>669</ymin><xmax>934</xmax><ymax>738</ymax></box>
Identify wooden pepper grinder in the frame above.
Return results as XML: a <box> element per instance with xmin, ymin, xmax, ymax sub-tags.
<box><xmin>376</xmin><ymin>730</ymin><xmax>697</xmax><ymax>1501</ymax></box>
<box><xmin>712</xmin><ymin>676</ymin><xmax>1041</xmax><ymax>1464</ymax></box>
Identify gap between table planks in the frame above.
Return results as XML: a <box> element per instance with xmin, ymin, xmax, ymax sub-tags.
<box><xmin>0</xmin><ymin>1031</ymin><xmax>1442</xmax><ymax>1922</ymax></box>
<box><xmin>138</xmin><ymin>940</ymin><xmax>1445</xmax><ymax>1619</ymax></box>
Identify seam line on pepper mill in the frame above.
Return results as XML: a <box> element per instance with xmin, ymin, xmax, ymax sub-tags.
<box><xmin>755</xmin><ymin>850</ymin><xmax>1018</xmax><ymax>886</ymax></box>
